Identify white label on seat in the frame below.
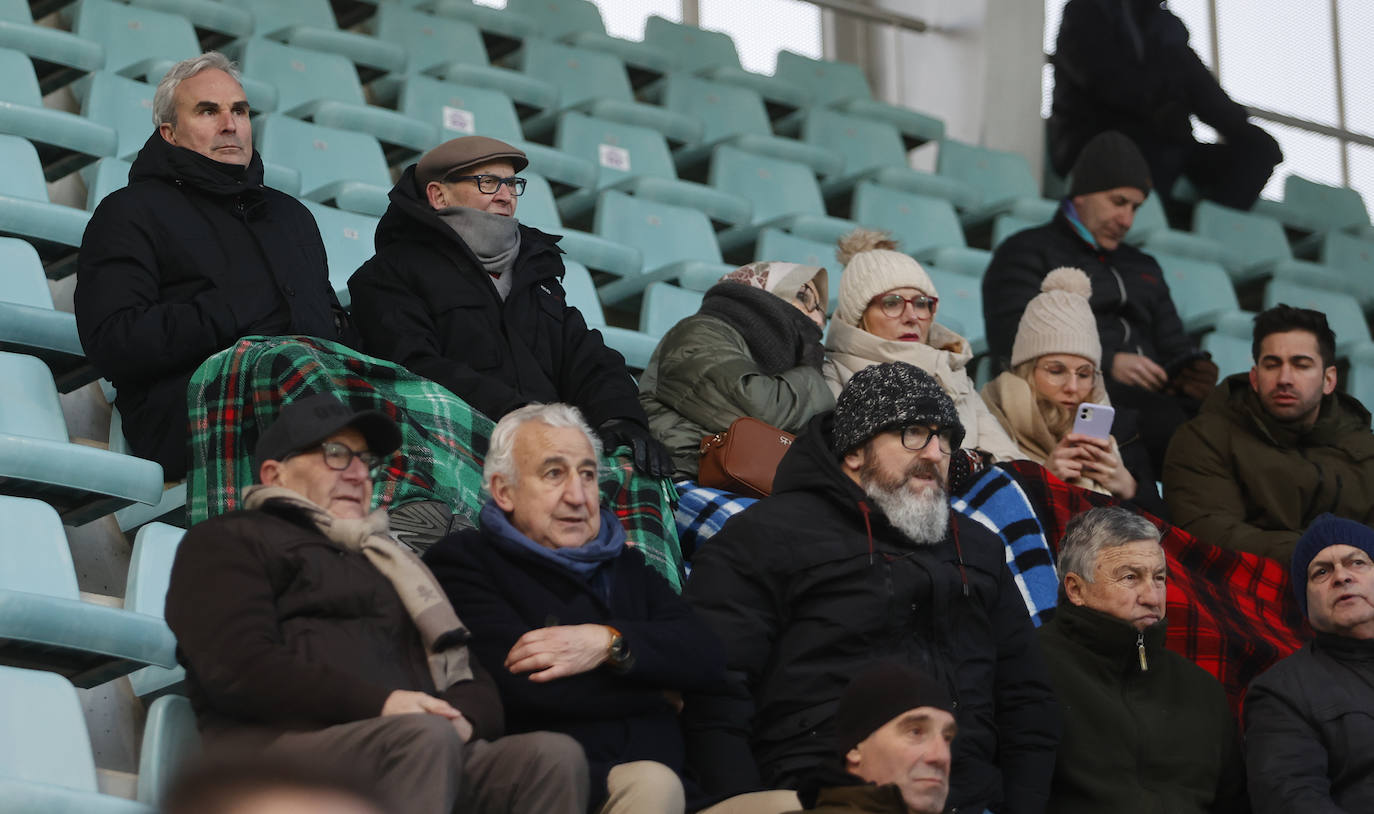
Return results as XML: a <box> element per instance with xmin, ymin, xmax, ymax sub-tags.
<box><xmin>342</xmin><ymin>228</ymin><xmax>360</xmax><ymax>240</ymax></box>
<box><xmin>599</xmin><ymin>143</ymin><xmax>630</xmax><ymax>171</ymax></box>
<box><xmin>442</xmin><ymin>106</ymin><xmax>476</xmax><ymax>134</ymax></box>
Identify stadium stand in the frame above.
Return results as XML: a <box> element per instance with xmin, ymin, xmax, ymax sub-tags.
<box><xmin>592</xmin><ymin>189</ymin><xmax>734</xmax><ymax>304</ymax></box>
<box><xmin>123</xmin><ymin>522</ymin><xmax>187</xmax><ymax>699</ymax></box>
<box><xmin>516</xmin><ymin>171</ymin><xmax>642</xmax><ymax>279</ymax></box>
<box><xmin>0</xmin><ymin>45</ymin><xmax>114</xmax><ymax>181</ymax></box>
<box><xmin>850</xmin><ymin>181</ymin><xmax>993</xmax><ymax>277</ymax></box>
<box><xmin>0</xmin><ymin>0</ymin><xmax>103</xmax><ymax>93</ymax></box>
<box><xmin>773</xmin><ymin>49</ymin><xmax>944</xmax><ymax>150</ymax></box>
<box><xmin>0</xmin><ymin>133</ymin><xmax>90</xmax><ymax>274</ymax></box>
<box><xmin>254</xmin><ymin>113</ymin><xmax>392</xmax><ymax>216</ymax></box>
<box><xmin>0</xmin><ymin>236</ymin><xmax>91</xmax><ymax>391</ymax></box>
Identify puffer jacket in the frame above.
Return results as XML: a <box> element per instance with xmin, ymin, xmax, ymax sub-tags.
<box><xmin>683</xmin><ymin>412</ymin><xmax>1059</xmax><ymax>814</ymax></box>
<box><xmin>638</xmin><ymin>312</ymin><xmax>834</xmax><ymax>479</ymax></box>
<box><xmin>1162</xmin><ymin>373</ymin><xmax>1374</xmax><ymax>563</ymax></box>
<box><xmin>348</xmin><ymin>165</ymin><xmax>645</xmax><ymax>429</ymax></box>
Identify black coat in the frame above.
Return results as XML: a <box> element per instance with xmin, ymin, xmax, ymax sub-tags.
<box><xmin>1244</xmin><ymin>634</ymin><xmax>1374</xmax><ymax>814</ymax></box>
<box><xmin>682</xmin><ymin>412</ymin><xmax>1060</xmax><ymax>814</ymax></box>
<box><xmin>348</xmin><ymin>167</ymin><xmax>645</xmax><ymax>429</ymax></box>
<box><xmin>423</xmin><ymin>522</ymin><xmax>727</xmax><ymax>808</ymax></box>
<box><xmin>164</xmin><ymin>502</ymin><xmax>503</xmax><ymax>742</ymax></box>
<box><xmin>983</xmin><ymin>210</ymin><xmax>1196</xmax><ymax>377</ymax></box>
<box><xmin>75</xmin><ymin>133</ymin><xmax>351</xmax><ymax>479</ymax></box>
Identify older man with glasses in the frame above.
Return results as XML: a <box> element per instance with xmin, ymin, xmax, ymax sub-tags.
<box><xmin>349</xmin><ymin>135</ymin><xmax>671</xmax><ymax>481</ymax></box>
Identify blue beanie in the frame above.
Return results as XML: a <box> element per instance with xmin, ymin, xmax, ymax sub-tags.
<box><xmin>1291</xmin><ymin>513</ymin><xmax>1374</xmax><ymax>617</ymax></box>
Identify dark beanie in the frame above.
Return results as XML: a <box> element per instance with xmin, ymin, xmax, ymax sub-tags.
<box><xmin>1068</xmin><ymin>130</ymin><xmax>1153</xmax><ymax>197</ymax></box>
<box><xmin>834</xmin><ymin>662</ymin><xmax>954</xmax><ymax>755</ymax></box>
<box><xmin>1291</xmin><ymin>513</ymin><xmax>1374</xmax><ymax>617</ymax></box>
<box><xmin>831</xmin><ymin>361</ymin><xmax>965</xmax><ymax>455</ymax></box>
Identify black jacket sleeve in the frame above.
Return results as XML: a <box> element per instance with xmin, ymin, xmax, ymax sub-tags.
<box><xmin>1054</xmin><ymin>0</ymin><xmax>1185</xmax><ymax>125</ymax></box>
<box><xmin>1243</xmin><ymin>667</ymin><xmax>1346</xmax><ymax>814</ymax></box>
<box><xmin>439</xmin><ymin>649</ymin><xmax>504</xmax><ymax>742</ymax></box>
<box><xmin>983</xmin><ymin>233</ymin><xmax>1052</xmax><ymax>366</ymax></box>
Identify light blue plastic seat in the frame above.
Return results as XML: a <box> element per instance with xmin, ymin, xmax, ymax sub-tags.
<box><xmin>0</xmin><ymin>237</ymin><xmax>91</xmax><ymax>391</ymax></box>
<box><xmin>77</xmin><ymin>70</ymin><xmax>157</xmax><ymax>162</ymax></box>
<box><xmin>773</xmin><ymin>50</ymin><xmax>944</xmax><ymax>150</ymax></box>
<box><xmin>639</xmin><ymin>282</ymin><xmax>704</xmax><ymax>337</ymax></box>
<box><xmin>0</xmin><ymin>496</ymin><xmax>177</xmax><ymax>685</ymax></box>
<box><xmin>1202</xmin><ymin>330</ymin><xmax>1254</xmax><ymax>378</ymax></box>
<box><xmin>238</xmin><ymin>37</ymin><xmax>436</xmax><ymax>163</ymax></box>
<box><xmin>1193</xmin><ymin>200</ymin><xmax>1361</xmax><ymax>302</ymax></box>
<box><xmin>517</xmin><ymin>173</ymin><xmax>640</xmax><ymax>279</ymax></box>
<box><xmin>254</xmin><ymin>114</ymin><xmax>392</xmax><ymax>216</ymax></box>
<box><xmin>1318</xmin><ymin>230</ymin><xmax>1374</xmax><ymax>286</ymax></box>
<box><xmin>1263</xmin><ymin>277</ymin><xmax>1374</xmax><ymax>357</ymax></box>
<box><xmin>81</xmin><ymin>156</ymin><xmax>131</xmax><ymax>210</ymax></box>
<box><xmin>851</xmin><ymin>182</ymin><xmax>992</xmax><ymax>277</ymax></box>
<box><xmin>925</xmin><ymin>267</ymin><xmax>987</xmax><ymax>355</ymax></box>
<box><xmin>592</xmin><ymin>189</ymin><xmax>735</xmax><ymax>305</ymax></box>
<box><xmin>519</xmin><ymin>38</ymin><xmax>700</xmax><ymax>147</ymax></box>
<box><xmin>71</xmin><ymin>0</ymin><xmax>199</xmax><ymax>77</ymax></box>
<box><xmin>126</xmin><ymin>0</ymin><xmax>253</xmax><ymax>49</ymax></box>
<box><xmin>0</xmin><ymin>352</ymin><xmax>164</xmax><ymax>524</ymax></box>
<box><xmin>937</xmin><ymin>138</ymin><xmax>1057</xmax><ymax>227</ymax></box>
<box><xmin>0</xmin><ymin>665</ymin><xmax>155</xmax><ymax>812</ymax></box>
<box><xmin>1345</xmin><ymin>347</ymin><xmax>1374</xmax><ymax>427</ymax></box>
<box><xmin>561</xmin><ymin>259</ymin><xmax>657</xmax><ymax>369</ymax></box>
<box><xmin>429</xmin><ymin>0</ymin><xmax>540</xmax><ymax>61</ymax></box>
<box><xmin>710</xmin><ymin>145</ymin><xmax>858</xmax><ymax>262</ymax></box>
<box><xmin>991</xmin><ymin>213</ymin><xmax>1043</xmax><ymax>249</ymax></box>
<box><xmin>108</xmin><ymin>407</ymin><xmax>187</xmax><ymax>532</ymax></box>
<box><xmin>1153</xmin><ymin>251</ymin><xmax>1251</xmax><ymax>335</ymax></box>
<box><xmin>227</xmin><ymin>0</ymin><xmax>407</xmax><ymax>80</ymax></box>
<box><xmin>0</xmin><ymin>0</ymin><xmax>103</xmax><ymax>93</ymax></box>
<box><xmin>505</xmin><ymin>0</ymin><xmax>672</xmax><ymax>88</ymax></box>
<box><xmin>397</xmin><ymin>75</ymin><xmax>593</xmax><ymax>193</ymax></box>
<box><xmin>300</xmin><ymin>200</ymin><xmax>378</xmax><ymax>308</ymax></box>
<box><xmin>554</xmin><ymin>112</ymin><xmax>751</xmax><ymax>230</ymax></box>
<box><xmin>1253</xmin><ymin>174</ymin><xmax>1372</xmax><ymax>245</ymax></box>
<box><xmin>755</xmin><ymin>227</ymin><xmax>842</xmax><ymax>311</ymax></box>
<box><xmin>0</xmin><ymin>46</ymin><xmax>115</xmax><ymax>181</ymax></box>
<box><xmin>1125</xmin><ymin>192</ymin><xmax>1234</xmax><ymax>267</ymax></box>
<box><xmin>0</xmin><ymin>134</ymin><xmax>90</xmax><ymax>275</ymax></box>
<box><xmin>124</xmin><ymin>522</ymin><xmax>186</xmax><ymax>699</ymax></box>
<box><xmin>136</xmin><ymin>694</ymin><xmax>200</xmax><ymax>807</ymax></box>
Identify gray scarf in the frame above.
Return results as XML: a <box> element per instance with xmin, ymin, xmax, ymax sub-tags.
<box><xmin>437</xmin><ymin>206</ymin><xmax>521</xmax><ymax>294</ymax></box>
<box><xmin>243</xmin><ymin>485</ymin><xmax>474</xmax><ymax>691</ymax></box>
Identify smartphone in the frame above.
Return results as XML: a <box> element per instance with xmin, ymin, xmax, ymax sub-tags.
<box><xmin>1072</xmin><ymin>403</ymin><xmax>1116</xmax><ymax>441</ymax></box>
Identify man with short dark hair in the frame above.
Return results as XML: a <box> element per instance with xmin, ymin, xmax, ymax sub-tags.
<box><xmin>164</xmin><ymin>393</ymin><xmax>589</xmax><ymax>814</ymax></box>
<box><xmin>1038</xmin><ymin>507</ymin><xmax>1246</xmax><ymax>813</ymax></box>
<box><xmin>684</xmin><ymin>361</ymin><xmax>1059</xmax><ymax>814</ymax></box>
<box><xmin>76</xmin><ymin>51</ymin><xmax>352</xmax><ymax>479</ymax></box>
<box><xmin>1244</xmin><ymin>513</ymin><xmax>1374</xmax><ymax>813</ymax></box>
<box><xmin>1163</xmin><ymin>305</ymin><xmax>1374</xmax><ymax>563</ymax></box>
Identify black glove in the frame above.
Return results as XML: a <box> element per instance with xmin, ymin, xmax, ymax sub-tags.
<box><xmin>597</xmin><ymin>418</ymin><xmax>674</xmax><ymax>479</ymax></box>
<box><xmin>947</xmin><ymin>448</ymin><xmax>990</xmax><ymax>497</ymax></box>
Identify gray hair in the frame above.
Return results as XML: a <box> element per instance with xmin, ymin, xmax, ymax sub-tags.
<box><xmin>1058</xmin><ymin>507</ymin><xmax>1161</xmax><ymax>584</ymax></box>
<box><xmin>153</xmin><ymin>51</ymin><xmax>242</xmax><ymax>127</ymax></box>
<box><xmin>482</xmin><ymin>403</ymin><xmax>603</xmax><ymax>491</ymax></box>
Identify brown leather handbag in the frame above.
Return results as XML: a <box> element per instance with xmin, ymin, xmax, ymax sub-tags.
<box><xmin>698</xmin><ymin>417</ymin><xmax>796</xmax><ymax>499</ymax></box>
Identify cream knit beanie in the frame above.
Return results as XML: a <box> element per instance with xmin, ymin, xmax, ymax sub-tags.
<box><xmin>1010</xmin><ymin>267</ymin><xmax>1101</xmax><ymax>368</ymax></box>
<box><xmin>835</xmin><ymin>229</ymin><xmax>937</xmax><ymax>327</ymax></box>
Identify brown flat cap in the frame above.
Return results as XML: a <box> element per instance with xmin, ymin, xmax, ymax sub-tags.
<box><xmin>415</xmin><ymin>136</ymin><xmax>528</xmax><ymax>188</ymax></box>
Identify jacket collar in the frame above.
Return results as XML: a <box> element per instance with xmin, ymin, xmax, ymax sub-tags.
<box><xmin>1314</xmin><ymin>631</ymin><xmax>1374</xmax><ymax>662</ymax></box>
<box><xmin>809</xmin><ymin>783</ymin><xmax>913</xmax><ymax>813</ymax></box>
<box><xmin>1209</xmin><ymin>372</ymin><xmax>1374</xmax><ymax>450</ymax></box>
<box><xmin>1054</xmin><ymin>601</ymin><xmax>1167</xmax><ymax>668</ymax></box>
<box><xmin>129</xmin><ymin>130</ymin><xmax>266</xmax><ymax>196</ymax></box>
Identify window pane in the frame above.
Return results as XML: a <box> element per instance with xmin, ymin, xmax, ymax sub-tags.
<box><xmin>1338</xmin><ymin>0</ymin><xmax>1374</xmax><ymax>137</ymax></box>
<box><xmin>1344</xmin><ymin>143</ymin><xmax>1374</xmax><ymax>221</ymax></box>
<box><xmin>592</xmin><ymin>0</ymin><xmax>680</xmax><ymax>40</ymax></box>
<box><xmin>699</xmin><ymin>0</ymin><xmax>821</xmax><ymax>75</ymax></box>
<box><xmin>1257</xmin><ymin>120</ymin><xmax>1342</xmax><ymax>200</ymax></box>
<box><xmin>1217</xmin><ymin>0</ymin><xmax>1338</xmax><ymax>127</ymax></box>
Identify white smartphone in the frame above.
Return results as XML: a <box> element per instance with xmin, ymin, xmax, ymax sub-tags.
<box><xmin>1071</xmin><ymin>403</ymin><xmax>1116</xmax><ymax>441</ymax></box>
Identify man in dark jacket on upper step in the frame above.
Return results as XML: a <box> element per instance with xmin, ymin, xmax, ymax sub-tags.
<box><xmin>684</xmin><ymin>361</ymin><xmax>1060</xmax><ymax>814</ymax></box>
<box><xmin>75</xmin><ymin>52</ymin><xmax>353</xmax><ymax>480</ymax></box>
<box><xmin>348</xmin><ymin>136</ymin><xmax>671</xmax><ymax>477</ymax></box>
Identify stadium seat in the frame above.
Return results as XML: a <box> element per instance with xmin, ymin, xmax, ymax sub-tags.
<box><xmin>925</xmin><ymin>267</ymin><xmax>986</xmax><ymax>354</ymax></box>
<box><xmin>1345</xmin><ymin>347</ymin><xmax>1374</xmax><ymax>428</ymax></box>
<box><xmin>238</xmin><ymin>37</ymin><xmax>436</xmax><ymax>164</ymax></box>
<box><xmin>108</xmin><ymin>407</ymin><xmax>188</xmax><ymax>533</ymax></box>
<box><xmin>592</xmin><ymin>189</ymin><xmax>735</xmax><ymax>305</ymax></box>
<box><xmin>126</xmin><ymin>0</ymin><xmax>252</xmax><ymax>50</ymax></box>
<box><xmin>429</xmin><ymin>0</ymin><xmax>540</xmax><ymax>61</ymax></box>
<box><xmin>773</xmin><ymin>50</ymin><xmax>944</xmax><ymax>150</ymax></box>
<box><xmin>850</xmin><ymin>182</ymin><xmax>992</xmax><ymax>277</ymax></box>
<box><xmin>0</xmin><ymin>352</ymin><xmax>164</xmax><ymax>524</ymax></box>
<box><xmin>0</xmin><ymin>237</ymin><xmax>92</xmax><ymax>391</ymax></box>
<box><xmin>755</xmin><ymin>227</ymin><xmax>842</xmax><ymax>311</ymax></box>
<box><xmin>505</xmin><ymin>0</ymin><xmax>671</xmax><ymax>88</ymax></box>
<box><xmin>0</xmin><ymin>495</ymin><xmax>178</xmax><ymax>686</ymax></box>
<box><xmin>124</xmin><ymin>522</ymin><xmax>186</xmax><ymax>699</ymax></box>
<box><xmin>0</xmin><ymin>134</ymin><xmax>90</xmax><ymax>275</ymax></box>
<box><xmin>710</xmin><ymin>145</ymin><xmax>859</xmax><ymax>263</ymax></box>
<box><xmin>0</xmin><ymin>665</ymin><xmax>155</xmax><ymax>812</ymax></box>
<box><xmin>561</xmin><ymin>259</ymin><xmax>658</xmax><ymax>369</ymax></box>
<box><xmin>517</xmin><ymin>172</ymin><xmax>641</xmax><ymax>279</ymax></box>
<box><xmin>136</xmin><ymin>694</ymin><xmax>200</xmax><ymax>807</ymax></box>
<box><xmin>81</xmin><ymin>156</ymin><xmax>131</xmax><ymax>210</ymax></box>
<box><xmin>1315</xmin><ymin>229</ymin><xmax>1374</xmax><ymax>286</ymax></box>
<box><xmin>1202</xmin><ymin>329</ymin><xmax>1253</xmax><ymax>378</ymax></box>
<box><xmin>1153</xmin><ymin>252</ymin><xmax>1252</xmax><ymax>336</ymax></box>
<box><xmin>1254</xmin><ymin>173</ymin><xmax>1372</xmax><ymax>242</ymax></box>
<box><xmin>396</xmin><ymin>75</ymin><xmax>594</xmax><ymax>194</ymax></box>
<box><xmin>1126</xmin><ymin>192</ymin><xmax>1234</xmax><ymax>268</ymax></box>
<box><xmin>991</xmin><ymin>212</ymin><xmax>1042</xmax><ymax>249</ymax></box>
<box><xmin>639</xmin><ymin>282</ymin><xmax>703</xmax><ymax>337</ymax></box>
<box><xmin>1262</xmin><ymin>277</ymin><xmax>1374</xmax><ymax>357</ymax></box>
<box><xmin>226</xmin><ymin>0</ymin><xmax>406</xmax><ymax>82</ymax></box>
<box><xmin>642</xmin><ymin>15</ymin><xmax>808</xmax><ymax>121</ymax></box>
<box><xmin>77</xmin><ymin>70</ymin><xmax>158</xmax><ymax>162</ymax></box>
<box><xmin>300</xmin><ymin>200</ymin><xmax>377</xmax><ymax>308</ymax></box>
<box><xmin>554</xmin><ymin>112</ymin><xmax>751</xmax><ymax>229</ymax></box>
<box><xmin>254</xmin><ymin>114</ymin><xmax>391</xmax><ymax>216</ymax></box>
<box><xmin>936</xmin><ymin>138</ymin><xmax>1058</xmax><ymax>228</ymax></box>
<box><xmin>661</xmin><ymin>72</ymin><xmax>842</xmax><ymax>178</ymax></box>
<box><xmin>0</xmin><ymin>0</ymin><xmax>103</xmax><ymax>93</ymax></box>
<box><xmin>71</xmin><ymin>0</ymin><xmax>200</xmax><ymax>77</ymax></box>
<box><xmin>0</xmin><ymin>46</ymin><xmax>115</xmax><ymax>181</ymax></box>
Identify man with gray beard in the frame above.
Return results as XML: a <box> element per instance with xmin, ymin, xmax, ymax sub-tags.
<box><xmin>684</xmin><ymin>362</ymin><xmax>1060</xmax><ymax>814</ymax></box>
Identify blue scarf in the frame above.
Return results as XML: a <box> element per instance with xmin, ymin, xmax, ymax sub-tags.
<box><xmin>1062</xmin><ymin>199</ymin><xmax>1102</xmax><ymax>250</ymax></box>
<box><xmin>479</xmin><ymin>500</ymin><xmax>626</xmax><ymax>584</ymax></box>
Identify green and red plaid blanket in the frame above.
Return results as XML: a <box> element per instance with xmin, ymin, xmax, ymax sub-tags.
<box><xmin>186</xmin><ymin>336</ymin><xmax>684</xmax><ymax>589</ymax></box>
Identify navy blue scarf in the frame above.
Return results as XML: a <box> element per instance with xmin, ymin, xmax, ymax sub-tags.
<box><xmin>480</xmin><ymin>500</ymin><xmax>626</xmax><ymax>588</ymax></box>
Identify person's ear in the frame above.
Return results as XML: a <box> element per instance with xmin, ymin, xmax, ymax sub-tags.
<box><xmin>842</xmin><ymin>447</ymin><xmax>865</xmax><ymax>476</ymax></box>
<box><xmin>1063</xmin><ymin>572</ymin><xmax>1088</xmax><ymax>607</ymax></box>
<box><xmin>158</xmin><ymin>121</ymin><xmax>176</xmax><ymax>145</ymax></box>
<box><xmin>259</xmin><ymin>459</ymin><xmax>284</xmax><ymax>487</ymax></box>
<box><xmin>490</xmin><ymin>472</ymin><xmax>517</xmax><ymax>513</ymax></box>
<box><xmin>1248</xmin><ymin>366</ymin><xmax>1259</xmax><ymax>393</ymax></box>
<box><xmin>425</xmin><ymin>181</ymin><xmax>449</xmax><ymax>209</ymax></box>
<box><xmin>1323</xmin><ymin>365</ymin><xmax>1338</xmax><ymax>396</ymax></box>
<box><xmin>845</xmin><ymin>746</ymin><xmax>863</xmax><ymax>774</ymax></box>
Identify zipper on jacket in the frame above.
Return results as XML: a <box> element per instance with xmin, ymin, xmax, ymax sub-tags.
<box><xmin>1106</xmin><ymin>262</ymin><xmax>1139</xmax><ymax>352</ymax></box>
<box><xmin>1137</xmin><ymin>631</ymin><xmax>1149</xmax><ymax>672</ymax></box>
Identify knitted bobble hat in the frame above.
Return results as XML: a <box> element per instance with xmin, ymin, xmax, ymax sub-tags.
<box><xmin>1010</xmin><ymin>267</ymin><xmax>1102</xmax><ymax>368</ymax></box>
<box><xmin>835</xmin><ymin>229</ymin><xmax>937</xmax><ymax>328</ymax></box>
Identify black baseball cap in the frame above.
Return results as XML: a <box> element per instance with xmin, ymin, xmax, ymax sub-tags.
<box><xmin>253</xmin><ymin>393</ymin><xmax>402</xmax><ymax>479</ymax></box>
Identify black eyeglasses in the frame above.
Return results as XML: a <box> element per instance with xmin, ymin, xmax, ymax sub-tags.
<box><xmin>900</xmin><ymin>425</ymin><xmax>954</xmax><ymax>455</ymax></box>
<box><xmin>288</xmin><ymin>441</ymin><xmax>383</xmax><ymax>475</ymax></box>
<box><xmin>794</xmin><ymin>284</ymin><xmax>823</xmax><ymax>314</ymax></box>
<box><xmin>871</xmin><ymin>292</ymin><xmax>938</xmax><ymax>319</ymax></box>
<box><xmin>444</xmin><ymin>173</ymin><xmax>526</xmax><ymax>196</ymax></box>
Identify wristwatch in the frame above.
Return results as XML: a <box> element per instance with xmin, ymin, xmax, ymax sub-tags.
<box><xmin>605</xmin><ymin>625</ymin><xmax>632</xmax><ymax>670</ymax></box>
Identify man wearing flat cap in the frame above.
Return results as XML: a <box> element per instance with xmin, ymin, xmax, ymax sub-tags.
<box><xmin>684</xmin><ymin>361</ymin><xmax>1059</xmax><ymax>814</ymax></box>
<box><xmin>983</xmin><ymin>130</ymin><xmax>1218</xmax><ymax>472</ymax></box>
<box><xmin>348</xmin><ymin>136</ymin><xmax>671</xmax><ymax>477</ymax></box>
<box><xmin>164</xmin><ymin>392</ymin><xmax>590</xmax><ymax>814</ymax></box>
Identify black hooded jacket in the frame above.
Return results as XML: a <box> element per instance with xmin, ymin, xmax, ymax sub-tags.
<box><xmin>347</xmin><ymin>167</ymin><xmax>645</xmax><ymax>429</ymax></box>
<box><xmin>683</xmin><ymin>412</ymin><xmax>1060</xmax><ymax>814</ymax></box>
<box><xmin>75</xmin><ymin>133</ymin><xmax>350</xmax><ymax>479</ymax></box>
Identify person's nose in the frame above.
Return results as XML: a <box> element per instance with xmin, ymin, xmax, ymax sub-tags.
<box><xmin>219</xmin><ymin>110</ymin><xmax>238</xmax><ymax>133</ymax></box>
<box><xmin>491</xmin><ymin>181</ymin><xmax>514</xmax><ymax>202</ymax></box>
<box><xmin>926</xmin><ymin>736</ymin><xmax>952</xmax><ymax>774</ymax></box>
<box><xmin>562</xmin><ymin>474</ymin><xmax>591</xmax><ymax>508</ymax></box>
<box><xmin>340</xmin><ymin>454</ymin><xmax>369</xmax><ymax>483</ymax></box>
<box><xmin>1142</xmin><ymin>578</ymin><xmax>1166</xmax><ymax>610</ymax></box>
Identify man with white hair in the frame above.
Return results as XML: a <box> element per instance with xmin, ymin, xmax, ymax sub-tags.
<box><xmin>684</xmin><ymin>361</ymin><xmax>1060</xmax><ymax>814</ymax></box>
<box><xmin>76</xmin><ymin>51</ymin><xmax>351</xmax><ymax>479</ymax></box>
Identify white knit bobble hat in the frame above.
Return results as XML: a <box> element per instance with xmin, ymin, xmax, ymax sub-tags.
<box><xmin>835</xmin><ymin>229</ymin><xmax>937</xmax><ymax>327</ymax></box>
<box><xmin>1010</xmin><ymin>267</ymin><xmax>1101</xmax><ymax>368</ymax></box>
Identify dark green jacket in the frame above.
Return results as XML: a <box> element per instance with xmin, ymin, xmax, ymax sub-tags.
<box><xmin>1038</xmin><ymin>603</ymin><xmax>1247</xmax><ymax>814</ymax></box>
<box><xmin>790</xmin><ymin>783</ymin><xmax>910</xmax><ymax>813</ymax></box>
<box><xmin>1162</xmin><ymin>373</ymin><xmax>1374</xmax><ymax>563</ymax></box>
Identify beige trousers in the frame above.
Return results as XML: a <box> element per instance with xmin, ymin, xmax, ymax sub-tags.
<box><xmin>600</xmin><ymin>761</ymin><xmax>801</xmax><ymax>814</ymax></box>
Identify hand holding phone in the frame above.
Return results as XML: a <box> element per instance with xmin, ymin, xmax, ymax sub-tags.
<box><xmin>1071</xmin><ymin>403</ymin><xmax>1116</xmax><ymax>441</ymax></box>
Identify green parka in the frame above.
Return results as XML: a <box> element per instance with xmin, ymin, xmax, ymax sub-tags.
<box><xmin>1162</xmin><ymin>373</ymin><xmax>1374</xmax><ymax>564</ymax></box>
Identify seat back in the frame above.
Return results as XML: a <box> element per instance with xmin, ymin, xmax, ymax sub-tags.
<box><xmin>300</xmin><ymin>201</ymin><xmax>377</xmax><ymax>305</ymax></box>
<box><xmin>81</xmin><ymin>157</ymin><xmax>132</xmax><ymax>210</ymax></box>
<box><xmin>1155</xmin><ymin>252</ymin><xmax>1240</xmax><ymax>315</ymax></box>
<box><xmin>640</xmin><ymin>282</ymin><xmax>703</xmax><ymax>336</ymax></box>
<box><xmin>1263</xmin><ymin>278</ymin><xmax>1371</xmax><ymax>345</ymax></box>
<box><xmin>79</xmin><ymin>71</ymin><xmax>158</xmax><ymax>161</ymax></box>
<box><xmin>594</xmin><ymin>189</ymin><xmax>722</xmax><ymax>268</ymax></box>
<box><xmin>0</xmin><ymin>0</ymin><xmax>35</xmax><ymax>23</ymax></box>
<box><xmin>374</xmin><ymin>5</ymin><xmax>490</xmax><ymax>73</ymax></box>
<box><xmin>773</xmin><ymin>50</ymin><xmax>871</xmax><ymax>106</ymax></box>
<box><xmin>1202</xmin><ymin>330</ymin><xmax>1254</xmax><ymax>378</ymax></box>
<box><xmin>1319</xmin><ymin>230</ymin><xmax>1374</xmax><ymax>280</ymax></box>
<box><xmin>516</xmin><ymin>172</ymin><xmax>564</xmax><ymax>232</ymax></box>
<box><xmin>991</xmin><ymin>213</ymin><xmax>1042</xmax><ymax>249</ymax></box>
<box><xmin>1193</xmin><ymin>200</ymin><xmax>1293</xmax><ymax>268</ymax></box>
<box><xmin>0</xmin><ymin>351</ymin><xmax>70</xmax><ymax>443</ymax></box>
<box><xmin>709</xmin><ymin>144</ymin><xmax>826</xmax><ymax>223</ymax></box>
<box><xmin>400</xmin><ymin>75</ymin><xmax>523</xmax><ymax>143</ymax></box>
<box><xmin>937</xmin><ymin>138</ymin><xmax>1038</xmax><ymax>208</ymax></box>
<box><xmin>661</xmin><ymin>72</ymin><xmax>770</xmax><ymax>143</ymax></box>
<box><xmin>925</xmin><ymin>268</ymin><xmax>984</xmax><ymax>350</ymax></box>
<box><xmin>802</xmin><ymin>107</ymin><xmax>905</xmax><ymax>175</ymax></box>
<box><xmin>0</xmin><ymin>496</ymin><xmax>81</xmax><ymax>598</ymax></box>
<box><xmin>1284</xmin><ymin>174</ymin><xmax>1370</xmax><ymax>230</ymax></box>
<box><xmin>0</xmin><ymin>237</ymin><xmax>54</xmax><ymax>308</ymax></box>
<box><xmin>254</xmin><ymin>114</ymin><xmax>391</xmax><ymax>195</ymax></box>
<box><xmin>1125</xmin><ymin>191</ymin><xmax>1168</xmax><ymax>243</ymax></box>
<box><xmin>0</xmin><ymin>665</ymin><xmax>101</xmax><ymax>792</ymax></box>
<box><xmin>0</xmin><ymin>134</ymin><xmax>51</xmax><ymax>202</ymax></box>
<box><xmin>126</xmin><ymin>522</ymin><xmax>185</xmax><ymax>619</ymax></box>
<box><xmin>136</xmin><ymin>694</ymin><xmax>200</xmax><ymax>806</ymax></box>
<box><xmin>507</xmin><ymin>0</ymin><xmax>607</xmax><ymax>40</ymax></box>
<box><xmin>756</xmin><ymin>227</ymin><xmax>841</xmax><ymax>308</ymax></box>
<box><xmin>0</xmin><ymin>46</ymin><xmax>43</xmax><ymax>107</ymax></box>
<box><xmin>72</xmin><ymin>0</ymin><xmax>199</xmax><ymax>74</ymax></box>
<box><xmin>642</xmin><ymin>15</ymin><xmax>742</xmax><ymax>74</ymax></box>
<box><xmin>520</xmin><ymin>37</ymin><xmax>633</xmax><ymax>108</ymax></box>
<box><xmin>559</xmin><ymin>259</ymin><xmax>606</xmax><ymax>328</ymax></box>
<box><xmin>852</xmin><ymin>182</ymin><xmax>966</xmax><ymax>255</ymax></box>
<box><xmin>240</xmin><ymin>37</ymin><xmax>367</xmax><ymax>111</ymax></box>
<box><xmin>225</xmin><ymin>0</ymin><xmax>340</xmax><ymax>35</ymax></box>
<box><xmin>556</xmin><ymin>112</ymin><xmax>677</xmax><ymax>188</ymax></box>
